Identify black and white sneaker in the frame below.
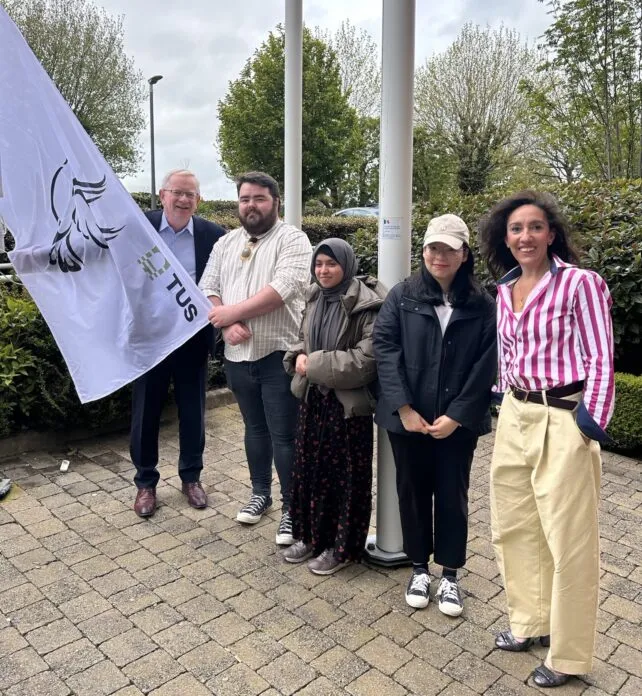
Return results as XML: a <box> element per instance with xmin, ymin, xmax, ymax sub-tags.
<box><xmin>436</xmin><ymin>576</ymin><xmax>463</xmax><ymax>617</ymax></box>
<box><xmin>236</xmin><ymin>494</ymin><xmax>272</xmax><ymax>524</ymax></box>
<box><xmin>275</xmin><ymin>510</ymin><xmax>294</xmax><ymax>545</ymax></box>
<box><xmin>405</xmin><ymin>568</ymin><xmax>431</xmax><ymax>609</ymax></box>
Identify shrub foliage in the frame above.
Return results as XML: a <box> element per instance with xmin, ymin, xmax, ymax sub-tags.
<box><xmin>0</xmin><ymin>283</ymin><xmax>224</xmax><ymax>438</ymax></box>
<box><xmin>608</xmin><ymin>373</ymin><xmax>642</xmax><ymax>454</ymax></box>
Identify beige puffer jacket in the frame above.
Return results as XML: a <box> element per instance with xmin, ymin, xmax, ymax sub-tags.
<box><xmin>283</xmin><ymin>276</ymin><xmax>387</xmax><ymax>418</ymax></box>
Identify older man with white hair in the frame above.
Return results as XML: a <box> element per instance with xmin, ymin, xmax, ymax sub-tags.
<box><xmin>130</xmin><ymin>169</ymin><xmax>226</xmax><ymax>517</ymax></box>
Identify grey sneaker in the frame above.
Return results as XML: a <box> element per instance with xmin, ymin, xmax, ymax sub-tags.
<box><xmin>282</xmin><ymin>540</ymin><xmax>314</xmax><ymax>563</ymax></box>
<box><xmin>405</xmin><ymin>569</ymin><xmax>431</xmax><ymax>609</ymax></box>
<box><xmin>236</xmin><ymin>494</ymin><xmax>272</xmax><ymax>524</ymax></box>
<box><xmin>307</xmin><ymin>548</ymin><xmax>350</xmax><ymax>576</ymax></box>
<box><xmin>436</xmin><ymin>576</ymin><xmax>463</xmax><ymax>617</ymax></box>
<box><xmin>275</xmin><ymin>510</ymin><xmax>294</xmax><ymax>545</ymax></box>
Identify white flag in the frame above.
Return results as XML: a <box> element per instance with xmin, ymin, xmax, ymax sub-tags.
<box><xmin>0</xmin><ymin>7</ymin><xmax>212</xmax><ymax>403</ymax></box>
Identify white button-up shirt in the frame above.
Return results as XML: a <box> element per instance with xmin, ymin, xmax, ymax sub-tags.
<box><xmin>199</xmin><ymin>220</ymin><xmax>312</xmax><ymax>362</ymax></box>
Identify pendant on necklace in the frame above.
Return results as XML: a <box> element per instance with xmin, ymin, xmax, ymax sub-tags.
<box><xmin>240</xmin><ymin>236</ymin><xmax>259</xmax><ymax>261</ymax></box>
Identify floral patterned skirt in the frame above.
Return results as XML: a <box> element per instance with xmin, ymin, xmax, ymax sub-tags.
<box><xmin>289</xmin><ymin>387</ymin><xmax>373</xmax><ymax>562</ymax></box>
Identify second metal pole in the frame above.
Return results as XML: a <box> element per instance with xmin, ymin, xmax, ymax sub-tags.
<box><xmin>284</xmin><ymin>0</ymin><xmax>302</xmax><ymax>228</ymax></box>
<box><xmin>365</xmin><ymin>0</ymin><xmax>415</xmax><ymax>567</ymax></box>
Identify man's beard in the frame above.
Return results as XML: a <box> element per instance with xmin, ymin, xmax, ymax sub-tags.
<box><xmin>239</xmin><ymin>203</ymin><xmax>278</xmax><ymax>236</ymax></box>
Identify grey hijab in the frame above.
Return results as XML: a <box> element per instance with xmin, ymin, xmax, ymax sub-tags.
<box><xmin>308</xmin><ymin>238</ymin><xmax>358</xmax><ymax>353</ymax></box>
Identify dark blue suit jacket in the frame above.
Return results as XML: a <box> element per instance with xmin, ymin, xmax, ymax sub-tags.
<box><xmin>145</xmin><ymin>210</ymin><xmax>226</xmax><ymax>353</ymax></box>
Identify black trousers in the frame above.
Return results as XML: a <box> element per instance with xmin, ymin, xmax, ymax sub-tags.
<box><xmin>130</xmin><ymin>331</ymin><xmax>208</xmax><ymax>489</ymax></box>
<box><xmin>388</xmin><ymin>430</ymin><xmax>477</xmax><ymax>569</ymax></box>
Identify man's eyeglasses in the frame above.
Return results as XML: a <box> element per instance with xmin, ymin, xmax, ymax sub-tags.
<box><xmin>164</xmin><ymin>189</ymin><xmax>198</xmax><ymax>200</ymax></box>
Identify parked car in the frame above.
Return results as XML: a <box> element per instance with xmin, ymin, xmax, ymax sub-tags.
<box><xmin>332</xmin><ymin>207</ymin><xmax>379</xmax><ymax>217</ymax></box>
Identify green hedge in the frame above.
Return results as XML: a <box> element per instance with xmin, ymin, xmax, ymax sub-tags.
<box><xmin>411</xmin><ymin>180</ymin><xmax>642</xmax><ymax>376</ymax></box>
<box><xmin>2</xmin><ymin>181</ymin><xmax>641</xmax><ymax>453</ymax></box>
<box><xmin>197</xmin><ymin>200</ymin><xmax>239</xmax><ymax>217</ymax></box>
<box><xmin>0</xmin><ymin>284</ymin><xmax>133</xmax><ymax>438</ymax></box>
<box><xmin>193</xmin><ymin>214</ymin><xmax>379</xmax><ymax>246</ymax></box>
<box><xmin>301</xmin><ymin>217</ymin><xmax>377</xmax><ymax>247</ymax></box>
<box><xmin>203</xmin><ymin>181</ymin><xmax>639</xmax><ymax>376</ymax></box>
<box><xmin>132</xmin><ymin>192</ymin><xmax>334</xmax><ymax>220</ymax></box>
<box><xmin>130</xmin><ymin>193</ymin><xmax>239</xmax><ymax>217</ymax></box>
<box><xmin>1</xmin><ymin>284</ymin><xmax>640</xmax><ymax>452</ymax></box>
<box><xmin>608</xmin><ymin>373</ymin><xmax>642</xmax><ymax>453</ymax></box>
<box><xmin>0</xmin><ymin>283</ymin><xmax>225</xmax><ymax>439</ymax></box>
<box><xmin>209</xmin><ymin>214</ymin><xmax>239</xmax><ymax>231</ymax></box>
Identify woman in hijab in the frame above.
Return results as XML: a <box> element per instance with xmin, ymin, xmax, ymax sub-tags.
<box><xmin>282</xmin><ymin>238</ymin><xmax>386</xmax><ymax>575</ymax></box>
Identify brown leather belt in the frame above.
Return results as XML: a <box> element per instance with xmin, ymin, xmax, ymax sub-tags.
<box><xmin>510</xmin><ymin>381</ymin><xmax>584</xmax><ymax>411</ymax></box>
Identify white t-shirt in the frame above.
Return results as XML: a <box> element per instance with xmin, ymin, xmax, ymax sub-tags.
<box><xmin>435</xmin><ymin>295</ymin><xmax>453</xmax><ymax>335</ymax></box>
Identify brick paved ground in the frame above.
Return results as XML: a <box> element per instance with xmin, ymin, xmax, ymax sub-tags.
<box><xmin>1</xmin><ymin>402</ymin><xmax>641</xmax><ymax>695</ymax></box>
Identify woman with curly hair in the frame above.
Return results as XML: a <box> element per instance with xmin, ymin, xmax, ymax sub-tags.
<box><xmin>479</xmin><ymin>191</ymin><xmax>615</xmax><ymax>688</ymax></box>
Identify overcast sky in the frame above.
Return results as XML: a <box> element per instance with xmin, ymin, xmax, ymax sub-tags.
<box><xmin>96</xmin><ymin>0</ymin><xmax>551</xmax><ymax>200</ymax></box>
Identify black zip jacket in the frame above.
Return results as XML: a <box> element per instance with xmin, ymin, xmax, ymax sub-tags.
<box><xmin>372</xmin><ymin>280</ymin><xmax>497</xmax><ymax>436</ymax></box>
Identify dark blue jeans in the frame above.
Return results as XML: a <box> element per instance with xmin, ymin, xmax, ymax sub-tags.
<box><xmin>224</xmin><ymin>351</ymin><xmax>298</xmax><ymax>508</ymax></box>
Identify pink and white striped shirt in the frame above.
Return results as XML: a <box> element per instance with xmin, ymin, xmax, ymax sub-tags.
<box><xmin>496</xmin><ymin>255</ymin><xmax>615</xmax><ymax>432</ymax></box>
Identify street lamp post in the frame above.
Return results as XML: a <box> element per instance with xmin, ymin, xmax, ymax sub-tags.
<box><xmin>148</xmin><ymin>75</ymin><xmax>163</xmax><ymax>210</ymax></box>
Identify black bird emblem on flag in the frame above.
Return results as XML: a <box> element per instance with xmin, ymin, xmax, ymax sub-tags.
<box><xmin>49</xmin><ymin>159</ymin><xmax>124</xmax><ymax>272</ymax></box>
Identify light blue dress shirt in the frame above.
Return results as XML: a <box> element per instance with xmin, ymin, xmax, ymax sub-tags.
<box><xmin>158</xmin><ymin>214</ymin><xmax>196</xmax><ymax>281</ymax></box>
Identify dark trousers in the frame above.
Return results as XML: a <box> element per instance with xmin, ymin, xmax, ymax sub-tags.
<box><xmin>224</xmin><ymin>351</ymin><xmax>298</xmax><ymax>508</ymax></box>
<box><xmin>388</xmin><ymin>430</ymin><xmax>477</xmax><ymax>569</ymax></box>
<box><xmin>130</xmin><ymin>332</ymin><xmax>208</xmax><ymax>489</ymax></box>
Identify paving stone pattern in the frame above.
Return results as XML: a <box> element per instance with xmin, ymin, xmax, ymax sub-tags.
<box><xmin>1</xmin><ymin>403</ymin><xmax>641</xmax><ymax>695</ymax></box>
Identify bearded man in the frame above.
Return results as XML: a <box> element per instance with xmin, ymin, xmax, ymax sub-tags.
<box><xmin>199</xmin><ymin>171</ymin><xmax>312</xmax><ymax>545</ymax></box>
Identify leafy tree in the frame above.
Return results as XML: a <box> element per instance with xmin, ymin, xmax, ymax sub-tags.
<box><xmin>414</xmin><ymin>23</ymin><xmax>539</xmax><ymax>195</ymax></box>
<box><xmin>3</xmin><ymin>0</ymin><xmax>146</xmax><ymax>176</ymax></box>
<box><xmin>217</xmin><ymin>25</ymin><xmax>359</xmax><ymax>205</ymax></box>
<box><xmin>337</xmin><ymin>115</ymin><xmax>380</xmax><ymax>207</ymax></box>
<box><xmin>519</xmin><ymin>72</ymin><xmax>585</xmax><ymax>183</ymax></box>
<box><xmin>536</xmin><ymin>0</ymin><xmax>642</xmax><ymax>180</ymax></box>
<box><xmin>311</xmin><ymin>22</ymin><xmax>381</xmax><ymax>207</ymax></box>
<box><xmin>317</xmin><ymin>20</ymin><xmax>381</xmax><ymax>118</ymax></box>
<box><xmin>412</xmin><ymin>126</ymin><xmax>457</xmax><ymax>204</ymax></box>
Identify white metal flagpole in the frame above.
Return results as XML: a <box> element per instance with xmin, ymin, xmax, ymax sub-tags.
<box><xmin>284</xmin><ymin>0</ymin><xmax>303</xmax><ymax>228</ymax></box>
<box><xmin>365</xmin><ymin>0</ymin><xmax>415</xmax><ymax>566</ymax></box>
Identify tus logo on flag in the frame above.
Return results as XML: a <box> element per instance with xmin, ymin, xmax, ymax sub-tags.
<box><xmin>0</xmin><ymin>6</ymin><xmax>212</xmax><ymax>403</ymax></box>
<box><xmin>136</xmin><ymin>247</ymin><xmax>199</xmax><ymax>322</ymax></box>
<box><xmin>138</xmin><ymin>247</ymin><xmax>170</xmax><ymax>281</ymax></box>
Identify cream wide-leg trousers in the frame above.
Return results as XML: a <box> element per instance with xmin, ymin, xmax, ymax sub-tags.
<box><xmin>490</xmin><ymin>390</ymin><xmax>602</xmax><ymax>675</ymax></box>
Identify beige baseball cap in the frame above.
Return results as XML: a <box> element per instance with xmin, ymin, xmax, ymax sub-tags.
<box><xmin>423</xmin><ymin>214</ymin><xmax>470</xmax><ymax>250</ymax></box>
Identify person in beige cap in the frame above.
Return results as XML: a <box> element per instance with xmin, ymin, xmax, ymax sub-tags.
<box><xmin>373</xmin><ymin>214</ymin><xmax>497</xmax><ymax>616</ymax></box>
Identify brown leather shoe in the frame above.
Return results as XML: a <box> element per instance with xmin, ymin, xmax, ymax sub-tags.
<box><xmin>182</xmin><ymin>481</ymin><xmax>207</xmax><ymax>509</ymax></box>
<box><xmin>134</xmin><ymin>487</ymin><xmax>156</xmax><ymax>517</ymax></box>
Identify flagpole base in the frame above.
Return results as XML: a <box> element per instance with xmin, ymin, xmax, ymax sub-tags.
<box><xmin>364</xmin><ymin>534</ymin><xmax>411</xmax><ymax>568</ymax></box>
